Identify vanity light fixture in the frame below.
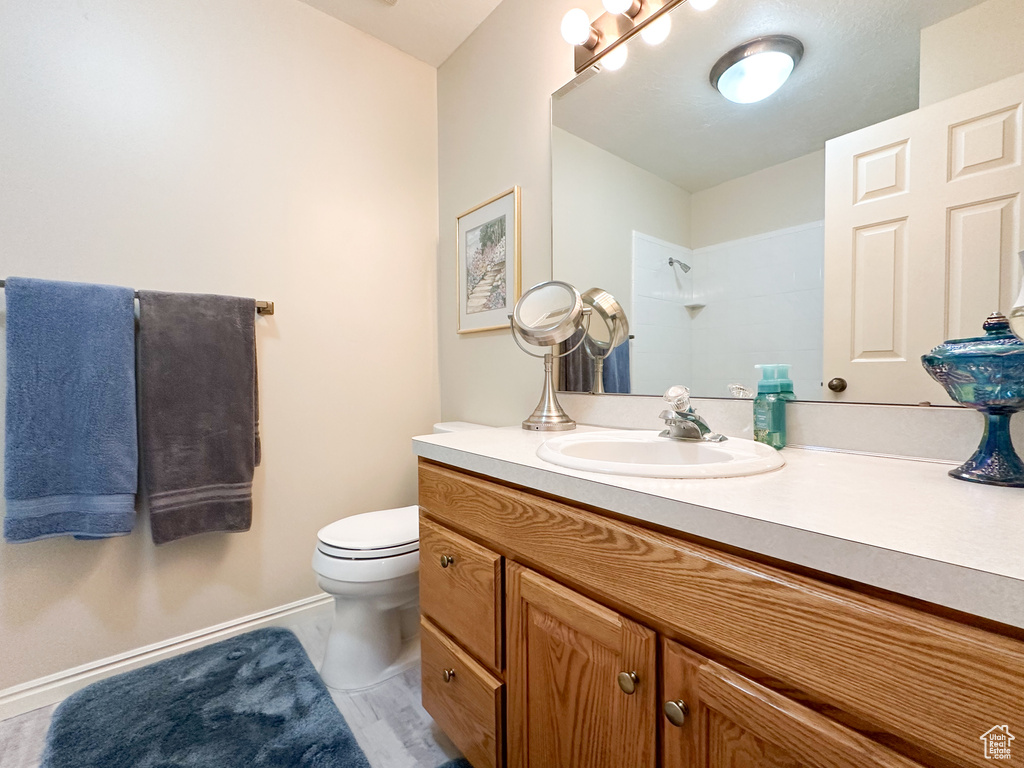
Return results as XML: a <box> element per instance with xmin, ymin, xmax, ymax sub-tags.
<box><xmin>710</xmin><ymin>35</ymin><xmax>804</xmax><ymax>104</ymax></box>
<box><xmin>562</xmin><ymin>0</ymin><xmax>687</xmax><ymax>74</ymax></box>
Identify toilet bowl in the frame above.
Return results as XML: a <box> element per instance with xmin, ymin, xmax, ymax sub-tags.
<box><xmin>313</xmin><ymin>422</ymin><xmax>486</xmax><ymax>690</ymax></box>
<box><xmin>312</xmin><ymin>504</ymin><xmax>421</xmax><ymax>690</ymax></box>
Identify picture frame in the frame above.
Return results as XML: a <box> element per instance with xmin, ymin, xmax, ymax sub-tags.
<box><xmin>456</xmin><ymin>186</ymin><xmax>521</xmax><ymax>334</ymax></box>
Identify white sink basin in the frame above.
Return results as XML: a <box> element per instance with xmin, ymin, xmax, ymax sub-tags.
<box><xmin>536</xmin><ymin>430</ymin><xmax>785</xmax><ymax>479</ymax></box>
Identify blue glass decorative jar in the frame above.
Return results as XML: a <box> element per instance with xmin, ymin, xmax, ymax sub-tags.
<box><xmin>921</xmin><ymin>312</ymin><xmax>1024</xmax><ymax>487</ymax></box>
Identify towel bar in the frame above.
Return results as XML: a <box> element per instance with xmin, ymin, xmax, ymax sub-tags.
<box><xmin>0</xmin><ymin>279</ymin><xmax>275</xmax><ymax>316</ymax></box>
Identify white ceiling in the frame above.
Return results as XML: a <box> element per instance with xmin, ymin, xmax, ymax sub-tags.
<box><xmin>298</xmin><ymin>0</ymin><xmax>504</xmax><ymax>67</ymax></box>
<box><xmin>553</xmin><ymin>0</ymin><xmax>989</xmax><ymax>192</ymax></box>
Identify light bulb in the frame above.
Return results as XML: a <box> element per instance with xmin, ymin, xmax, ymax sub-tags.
<box><xmin>601</xmin><ymin>44</ymin><xmax>628</xmax><ymax>71</ymax></box>
<box><xmin>561</xmin><ymin>9</ymin><xmax>593</xmax><ymax>46</ymax></box>
<box><xmin>716</xmin><ymin>50</ymin><xmax>795</xmax><ymax>103</ymax></box>
<box><xmin>602</xmin><ymin>0</ymin><xmax>634</xmax><ymax>14</ymax></box>
<box><xmin>640</xmin><ymin>14</ymin><xmax>671</xmax><ymax>45</ymax></box>
<box><xmin>689</xmin><ymin>0</ymin><xmax>717</xmax><ymax>10</ymax></box>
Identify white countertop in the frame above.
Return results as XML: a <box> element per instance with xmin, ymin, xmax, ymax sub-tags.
<box><xmin>413</xmin><ymin>426</ymin><xmax>1024</xmax><ymax>629</ymax></box>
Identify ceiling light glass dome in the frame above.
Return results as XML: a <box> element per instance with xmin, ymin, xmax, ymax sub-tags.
<box><xmin>710</xmin><ymin>35</ymin><xmax>804</xmax><ymax>104</ymax></box>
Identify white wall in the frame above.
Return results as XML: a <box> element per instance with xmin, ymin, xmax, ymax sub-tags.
<box><xmin>631</xmin><ymin>224</ymin><xmax>824</xmax><ymax>400</ymax></box>
<box><xmin>0</xmin><ymin>0</ymin><xmax>439</xmax><ymax>689</ymax></box>
<box><xmin>920</xmin><ymin>0</ymin><xmax>1024</xmax><ymax>107</ymax></box>
<box><xmin>437</xmin><ymin>0</ymin><xmax>585</xmax><ymax>426</ymax></box>
<box><xmin>690</xmin><ymin>150</ymin><xmax>825</xmax><ymax>250</ymax></box>
<box><xmin>552</xmin><ymin>128</ymin><xmax>691</xmax><ymax>319</ymax></box>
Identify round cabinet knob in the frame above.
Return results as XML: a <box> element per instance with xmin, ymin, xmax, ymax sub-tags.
<box><xmin>663</xmin><ymin>699</ymin><xmax>689</xmax><ymax>727</ymax></box>
<box><xmin>827</xmin><ymin>377</ymin><xmax>848</xmax><ymax>393</ymax></box>
<box><xmin>442</xmin><ymin>668</ymin><xmax>455</xmax><ymax>683</ymax></box>
<box><xmin>440</xmin><ymin>554</ymin><xmax>454</xmax><ymax>568</ymax></box>
<box><xmin>617</xmin><ymin>671</ymin><xmax>640</xmax><ymax>695</ymax></box>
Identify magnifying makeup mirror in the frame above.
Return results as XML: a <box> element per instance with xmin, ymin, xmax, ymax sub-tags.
<box><xmin>511</xmin><ymin>281</ymin><xmax>590</xmax><ymax>430</ymax></box>
<box><xmin>580</xmin><ymin>288</ymin><xmax>629</xmax><ymax>395</ymax></box>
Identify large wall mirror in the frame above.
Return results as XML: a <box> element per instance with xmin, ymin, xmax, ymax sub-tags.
<box><xmin>552</xmin><ymin>0</ymin><xmax>1024</xmax><ymax>404</ymax></box>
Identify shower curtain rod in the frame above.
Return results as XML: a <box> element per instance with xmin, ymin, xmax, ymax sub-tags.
<box><xmin>0</xmin><ymin>279</ymin><xmax>275</xmax><ymax>316</ymax></box>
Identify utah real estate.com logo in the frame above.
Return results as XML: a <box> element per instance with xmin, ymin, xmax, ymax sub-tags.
<box><xmin>981</xmin><ymin>726</ymin><xmax>1015</xmax><ymax>760</ymax></box>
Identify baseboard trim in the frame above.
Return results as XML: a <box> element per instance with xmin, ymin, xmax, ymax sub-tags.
<box><xmin>0</xmin><ymin>593</ymin><xmax>333</xmax><ymax>720</ymax></box>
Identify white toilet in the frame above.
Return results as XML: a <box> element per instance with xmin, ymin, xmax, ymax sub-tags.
<box><xmin>313</xmin><ymin>504</ymin><xmax>421</xmax><ymax>690</ymax></box>
<box><xmin>312</xmin><ymin>421</ymin><xmax>486</xmax><ymax>690</ymax></box>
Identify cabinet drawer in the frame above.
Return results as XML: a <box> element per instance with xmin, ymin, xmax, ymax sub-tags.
<box><xmin>662</xmin><ymin>638</ymin><xmax>923</xmax><ymax>768</ymax></box>
<box><xmin>421</xmin><ymin>618</ymin><xmax>504</xmax><ymax>768</ymax></box>
<box><xmin>420</xmin><ymin>515</ymin><xmax>503</xmax><ymax>672</ymax></box>
<box><xmin>420</xmin><ymin>461</ymin><xmax>1024</xmax><ymax>768</ymax></box>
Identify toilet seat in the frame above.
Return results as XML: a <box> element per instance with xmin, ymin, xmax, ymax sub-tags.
<box><xmin>316</xmin><ymin>539</ymin><xmax>419</xmax><ymax>560</ymax></box>
<box><xmin>316</xmin><ymin>505</ymin><xmax>419</xmax><ymax>561</ymax></box>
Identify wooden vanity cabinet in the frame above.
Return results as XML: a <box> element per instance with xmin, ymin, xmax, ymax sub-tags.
<box><xmin>418</xmin><ymin>460</ymin><xmax>1024</xmax><ymax>768</ymax></box>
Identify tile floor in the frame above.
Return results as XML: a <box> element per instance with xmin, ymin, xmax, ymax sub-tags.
<box><xmin>0</xmin><ymin>608</ymin><xmax>462</xmax><ymax>768</ymax></box>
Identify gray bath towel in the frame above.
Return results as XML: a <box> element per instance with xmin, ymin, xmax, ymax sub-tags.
<box><xmin>137</xmin><ymin>292</ymin><xmax>260</xmax><ymax>545</ymax></box>
<box><xmin>3</xmin><ymin>277</ymin><xmax>138</xmax><ymax>542</ymax></box>
<box><xmin>558</xmin><ymin>328</ymin><xmax>595</xmax><ymax>393</ymax></box>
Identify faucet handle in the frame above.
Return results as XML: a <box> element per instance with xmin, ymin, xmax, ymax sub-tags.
<box><xmin>663</xmin><ymin>385</ymin><xmax>692</xmax><ymax>413</ymax></box>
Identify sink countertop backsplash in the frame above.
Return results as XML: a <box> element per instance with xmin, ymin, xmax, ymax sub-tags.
<box><xmin>559</xmin><ymin>392</ymin><xmax>1024</xmax><ymax>463</ymax></box>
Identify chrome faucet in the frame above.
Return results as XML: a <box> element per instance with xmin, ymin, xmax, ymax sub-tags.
<box><xmin>658</xmin><ymin>386</ymin><xmax>727</xmax><ymax>443</ymax></box>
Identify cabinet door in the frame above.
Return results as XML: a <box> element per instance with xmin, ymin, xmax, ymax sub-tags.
<box><xmin>506</xmin><ymin>563</ymin><xmax>656</xmax><ymax>768</ymax></box>
<box><xmin>662</xmin><ymin>638</ymin><xmax>922</xmax><ymax>768</ymax></box>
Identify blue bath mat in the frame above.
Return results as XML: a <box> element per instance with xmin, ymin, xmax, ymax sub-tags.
<box><xmin>41</xmin><ymin>628</ymin><xmax>370</xmax><ymax>768</ymax></box>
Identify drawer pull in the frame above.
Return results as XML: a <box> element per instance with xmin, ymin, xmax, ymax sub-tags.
<box><xmin>440</xmin><ymin>554</ymin><xmax>455</xmax><ymax>568</ymax></box>
<box><xmin>442</xmin><ymin>668</ymin><xmax>456</xmax><ymax>683</ymax></box>
<box><xmin>663</xmin><ymin>699</ymin><xmax>689</xmax><ymax>727</ymax></box>
<box><xmin>617</xmin><ymin>670</ymin><xmax>639</xmax><ymax>694</ymax></box>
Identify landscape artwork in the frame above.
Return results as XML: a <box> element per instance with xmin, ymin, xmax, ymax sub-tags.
<box><xmin>465</xmin><ymin>215</ymin><xmax>507</xmax><ymax>315</ymax></box>
<box><xmin>456</xmin><ymin>186</ymin><xmax>520</xmax><ymax>333</ymax></box>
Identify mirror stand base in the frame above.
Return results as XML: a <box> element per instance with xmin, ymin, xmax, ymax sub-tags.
<box><xmin>523</xmin><ymin>353</ymin><xmax>577</xmax><ymax>431</ymax></box>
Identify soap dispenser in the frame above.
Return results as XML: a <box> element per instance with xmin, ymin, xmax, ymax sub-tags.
<box><xmin>753</xmin><ymin>364</ymin><xmax>795</xmax><ymax>450</ymax></box>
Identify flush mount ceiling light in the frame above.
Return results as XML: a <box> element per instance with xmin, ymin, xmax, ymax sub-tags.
<box><xmin>710</xmin><ymin>35</ymin><xmax>804</xmax><ymax>104</ymax></box>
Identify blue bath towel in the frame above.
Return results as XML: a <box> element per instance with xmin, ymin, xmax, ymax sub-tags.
<box><xmin>4</xmin><ymin>277</ymin><xmax>138</xmax><ymax>542</ymax></box>
<box><xmin>602</xmin><ymin>338</ymin><xmax>631</xmax><ymax>394</ymax></box>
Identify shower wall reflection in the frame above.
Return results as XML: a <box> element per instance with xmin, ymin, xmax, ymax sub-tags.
<box><xmin>629</xmin><ymin>225</ymin><xmax>824</xmax><ymax>399</ymax></box>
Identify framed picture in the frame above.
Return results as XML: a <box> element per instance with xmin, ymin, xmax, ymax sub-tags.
<box><xmin>456</xmin><ymin>186</ymin><xmax>521</xmax><ymax>334</ymax></box>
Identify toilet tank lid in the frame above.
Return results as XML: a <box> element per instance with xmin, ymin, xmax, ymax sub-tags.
<box><xmin>433</xmin><ymin>421</ymin><xmax>488</xmax><ymax>433</ymax></box>
<box><xmin>317</xmin><ymin>505</ymin><xmax>419</xmax><ymax>549</ymax></box>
